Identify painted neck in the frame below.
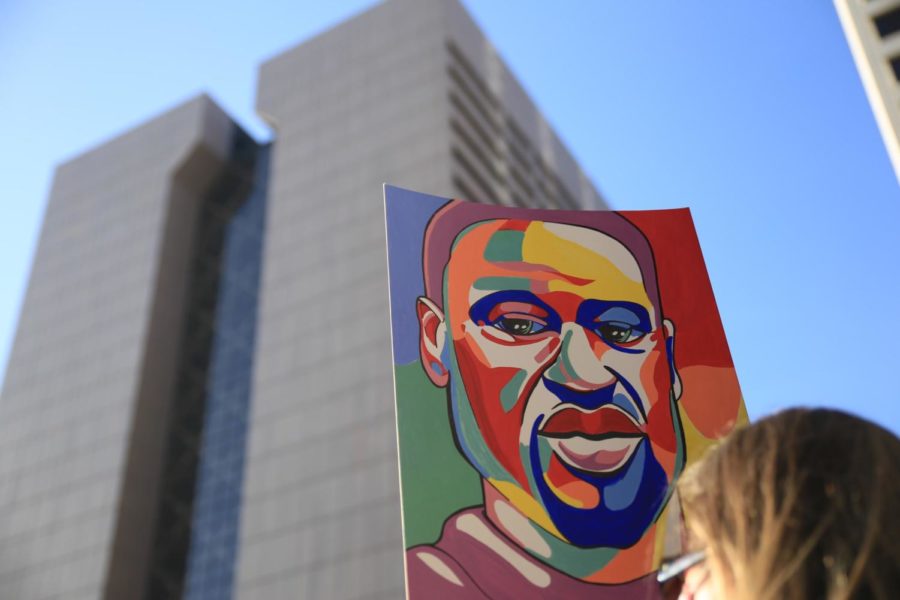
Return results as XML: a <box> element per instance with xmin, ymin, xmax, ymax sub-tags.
<box><xmin>482</xmin><ymin>480</ymin><xmax>659</xmax><ymax>584</ymax></box>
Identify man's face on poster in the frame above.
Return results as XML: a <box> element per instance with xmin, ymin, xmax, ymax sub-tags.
<box><xmin>419</xmin><ymin>219</ymin><xmax>684</xmax><ymax>549</ymax></box>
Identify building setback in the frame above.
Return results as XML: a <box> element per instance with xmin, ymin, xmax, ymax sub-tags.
<box><xmin>835</xmin><ymin>0</ymin><xmax>900</xmax><ymax>184</ymax></box>
<box><xmin>0</xmin><ymin>0</ymin><xmax>605</xmax><ymax>599</ymax></box>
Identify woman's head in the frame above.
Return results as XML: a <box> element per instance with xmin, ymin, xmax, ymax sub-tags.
<box><xmin>677</xmin><ymin>408</ymin><xmax>900</xmax><ymax>600</ymax></box>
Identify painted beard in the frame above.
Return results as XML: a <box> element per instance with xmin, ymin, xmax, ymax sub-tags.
<box><xmin>449</xmin><ymin>372</ymin><xmax>684</xmax><ymax>550</ymax></box>
<box><xmin>530</xmin><ymin>414</ymin><xmax>675</xmax><ymax>548</ymax></box>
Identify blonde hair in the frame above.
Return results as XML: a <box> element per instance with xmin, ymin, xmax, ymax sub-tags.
<box><xmin>678</xmin><ymin>408</ymin><xmax>900</xmax><ymax>599</ymax></box>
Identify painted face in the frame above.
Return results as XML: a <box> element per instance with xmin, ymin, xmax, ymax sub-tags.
<box><xmin>441</xmin><ymin>219</ymin><xmax>684</xmax><ymax>549</ymax></box>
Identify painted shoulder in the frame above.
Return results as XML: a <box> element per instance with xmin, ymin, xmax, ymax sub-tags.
<box><xmin>406</xmin><ymin>545</ymin><xmax>491</xmax><ymax>599</ymax></box>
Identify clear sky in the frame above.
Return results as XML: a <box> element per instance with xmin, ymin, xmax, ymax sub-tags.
<box><xmin>2</xmin><ymin>1</ymin><xmax>898</xmax><ymax>433</ymax></box>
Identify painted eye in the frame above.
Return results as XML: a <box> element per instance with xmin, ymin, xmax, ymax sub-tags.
<box><xmin>596</xmin><ymin>321</ymin><xmax>644</xmax><ymax>345</ymax></box>
<box><xmin>494</xmin><ymin>317</ymin><xmax>547</xmax><ymax>336</ymax></box>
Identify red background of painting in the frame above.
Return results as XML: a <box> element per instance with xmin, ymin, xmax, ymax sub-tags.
<box><xmin>622</xmin><ymin>208</ymin><xmax>743</xmax><ymax>438</ymax></box>
<box><xmin>621</xmin><ymin>208</ymin><xmax>734</xmax><ymax>370</ymax></box>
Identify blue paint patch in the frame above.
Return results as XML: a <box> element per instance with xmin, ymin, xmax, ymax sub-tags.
<box><xmin>576</xmin><ymin>300</ymin><xmax>651</xmax><ymax>333</ymax></box>
<box><xmin>384</xmin><ymin>186</ymin><xmax>453</xmax><ymax>366</ymax></box>
<box><xmin>603</xmin><ymin>443</ymin><xmax>646</xmax><ymax>510</ymax></box>
<box><xmin>469</xmin><ymin>290</ymin><xmax>562</xmax><ymax>333</ymax></box>
<box><xmin>597</xmin><ymin>306</ymin><xmax>644</xmax><ymax>326</ymax></box>
<box><xmin>666</xmin><ymin>335</ymin><xmax>677</xmax><ymax>388</ymax></box>
<box><xmin>530</xmin><ymin>424</ymin><xmax>671</xmax><ymax>548</ymax></box>
<box><xmin>543</xmin><ymin>377</ymin><xmax>614</xmax><ymax>411</ymax></box>
<box><xmin>577</xmin><ymin>300</ymin><xmax>651</xmax><ymax>354</ymax></box>
<box><xmin>611</xmin><ymin>391</ymin><xmax>641</xmax><ymax>423</ymax></box>
<box><xmin>606</xmin><ymin>367</ymin><xmax>647</xmax><ymax>422</ymax></box>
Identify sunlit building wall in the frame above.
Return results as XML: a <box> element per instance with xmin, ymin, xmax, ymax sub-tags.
<box><xmin>836</xmin><ymin>0</ymin><xmax>900</xmax><ymax>183</ymax></box>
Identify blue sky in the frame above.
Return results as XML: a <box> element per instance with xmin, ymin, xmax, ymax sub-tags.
<box><xmin>2</xmin><ymin>1</ymin><xmax>898</xmax><ymax>433</ymax></box>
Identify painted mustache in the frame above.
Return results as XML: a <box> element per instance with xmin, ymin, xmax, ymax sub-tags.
<box><xmin>541</xmin><ymin>372</ymin><xmax>646</xmax><ymax>436</ymax></box>
<box><xmin>542</xmin><ymin>378</ymin><xmax>617</xmax><ymax>411</ymax></box>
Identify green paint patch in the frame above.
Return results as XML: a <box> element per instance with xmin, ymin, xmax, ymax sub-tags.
<box><xmin>500</xmin><ymin>371</ymin><xmax>527</xmax><ymax>412</ymax></box>
<box><xmin>558</xmin><ymin>330</ymin><xmax>577</xmax><ymax>378</ymax></box>
<box><xmin>457</xmin><ymin>396</ymin><xmax>507</xmax><ymax>476</ymax></box>
<box><xmin>473</xmin><ymin>276</ymin><xmax>533</xmax><ymax>291</ymax></box>
<box><xmin>483</xmin><ymin>229</ymin><xmax>524</xmax><ymax>263</ymax></box>
<box><xmin>394</xmin><ymin>363</ymin><xmax>481</xmax><ymax>547</ymax></box>
<box><xmin>538</xmin><ymin>437</ymin><xmax>553</xmax><ymax>471</ymax></box>
<box><xmin>520</xmin><ymin>443</ymin><xmax>540</xmax><ymax>499</ymax></box>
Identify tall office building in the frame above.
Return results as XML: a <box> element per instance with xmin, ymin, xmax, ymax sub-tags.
<box><xmin>835</xmin><ymin>0</ymin><xmax>900</xmax><ymax>183</ymax></box>
<box><xmin>0</xmin><ymin>0</ymin><xmax>606</xmax><ymax>598</ymax></box>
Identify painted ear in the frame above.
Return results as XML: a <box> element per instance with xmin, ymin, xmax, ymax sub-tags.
<box><xmin>417</xmin><ymin>297</ymin><xmax>449</xmax><ymax>387</ymax></box>
<box><xmin>663</xmin><ymin>319</ymin><xmax>682</xmax><ymax>401</ymax></box>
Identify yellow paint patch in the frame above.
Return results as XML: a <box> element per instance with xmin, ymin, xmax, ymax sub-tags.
<box><xmin>520</xmin><ymin>223</ymin><xmax>651</xmax><ymax>308</ymax></box>
<box><xmin>737</xmin><ymin>400</ymin><xmax>749</xmax><ymax>426</ymax></box>
<box><xmin>680</xmin><ymin>397</ymin><xmax>748</xmax><ymax>466</ymax></box>
<box><xmin>542</xmin><ymin>474</ymin><xmax>584</xmax><ymax>508</ymax></box>
<box><xmin>680</xmin><ymin>405</ymin><xmax>716</xmax><ymax>464</ymax></box>
<box><xmin>490</xmin><ymin>478</ymin><xmax>567</xmax><ymax>541</ymax></box>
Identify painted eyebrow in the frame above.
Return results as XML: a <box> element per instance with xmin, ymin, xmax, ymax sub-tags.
<box><xmin>469</xmin><ymin>290</ymin><xmax>562</xmax><ymax>329</ymax></box>
<box><xmin>576</xmin><ymin>300</ymin><xmax>652</xmax><ymax>333</ymax></box>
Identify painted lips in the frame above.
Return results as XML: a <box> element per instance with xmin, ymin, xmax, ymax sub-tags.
<box><xmin>540</xmin><ymin>406</ymin><xmax>645</xmax><ymax>474</ymax></box>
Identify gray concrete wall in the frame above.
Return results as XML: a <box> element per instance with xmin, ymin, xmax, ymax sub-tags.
<box><xmin>239</xmin><ymin>0</ymin><xmax>451</xmax><ymax>597</ymax></box>
<box><xmin>442</xmin><ymin>0</ymin><xmax>605</xmax><ymax>210</ymax></box>
<box><xmin>835</xmin><ymin>0</ymin><xmax>900</xmax><ymax>185</ymax></box>
<box><xmin>0</xmin><ymin>96</ymin><xmax>237</xmax><ymax>600</ymax></box>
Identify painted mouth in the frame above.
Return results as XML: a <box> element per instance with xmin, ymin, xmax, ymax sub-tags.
<box><xmin>546</xmin><ymin>435</ymin><xmax>643</xmax><ymax>473</ymax></box>
<box><xmin>540</xmin><ymin>405</ymin><xmax>645</xmax><ymax>474</ymax></box>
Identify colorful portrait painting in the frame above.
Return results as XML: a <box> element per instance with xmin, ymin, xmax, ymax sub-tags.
<box><xmin>384</xmin><ymin>185</ymin><xmax>747</xmax><ymax>599</ymax></box>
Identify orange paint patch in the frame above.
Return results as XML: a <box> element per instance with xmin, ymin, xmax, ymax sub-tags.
<box><xmin>544</xmin><ymin>455</ymin><xmax>600</xmax><ymax>509</ymax></box>
<box><xmin>650</xmin><ymin>441</ymin><xmax>676</xmax><ymax>480</ymax></box>
<box><xmin>680</xmin><ymin>365</ymin><xmax>742</xmax><ymax>438</ymax></box>
<box><xmin>554</xmin><ymin>480</ymin><xmax>600</xmax><ymax>509</ymax></box>
<box><xmin>584</xmin><ymin>523</ymin><xmax>656</xmax><ymax>583</ymax></box>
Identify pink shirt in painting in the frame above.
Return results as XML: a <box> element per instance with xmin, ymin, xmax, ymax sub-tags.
<box><xmin>406</xmin><ymin>508</ymin><xmax>661</xmax><ymax>599</ymax></box>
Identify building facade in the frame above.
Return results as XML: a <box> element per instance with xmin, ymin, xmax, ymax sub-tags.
<box><xmin>0</xmin><ymin>1</ymin><xmax>605</xmax><ymax>598</ymax></box>
<box><xmin>835</xmin><ymin>0</ymin><xmax>900</xmax><ymax>184</ymax></box>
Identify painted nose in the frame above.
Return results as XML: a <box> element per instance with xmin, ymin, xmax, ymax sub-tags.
<box><xmin>544</xmin><ymin>324</ymin><xmax>615</xmax><ymax>390</ymax></box>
